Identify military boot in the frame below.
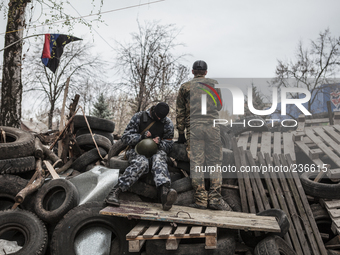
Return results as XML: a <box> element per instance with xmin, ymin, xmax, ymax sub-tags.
<box><xmin>105</xmin><ymin>185</ymin><xmax>122</xmax><ymax>206</ymax></box>
<box><xmin>209</xmin><ymin>199</ymin><xmax>232</xmax><ymax>211</ymax></box>
<box><xmin>160</xmin><ymin>184</ymin><xmax>177</xmax><ymax>211</ymax></box>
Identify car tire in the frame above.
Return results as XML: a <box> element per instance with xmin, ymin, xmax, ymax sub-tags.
<box><xmin>73</xmin><ymin>115</ymin><xmax>115</xmax><ymax>133</ymax></box>
<box><xmin>71</xmin><ymin>147</ymin><xmax>107</xmax><ymax>172</ymax></box>
<box><xmin>0</xmin><ymin>156</ymin><xmax>35</xmax><ymax>175</ymax></box>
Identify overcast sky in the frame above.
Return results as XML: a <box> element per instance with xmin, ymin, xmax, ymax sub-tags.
<box><xmin>1</xmin><ymin>0</ymin><xmax>340</xmax><ymax>79</ymax></box>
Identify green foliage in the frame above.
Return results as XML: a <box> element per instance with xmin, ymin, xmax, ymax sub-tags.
<box><xmin>91</xmin><ymin>93</ymin><xmax>112</xmax><ymax>119</ymax></box>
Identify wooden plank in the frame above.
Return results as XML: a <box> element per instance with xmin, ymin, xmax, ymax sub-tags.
<box><xmin>129</xmin><ymin>240</ymin><xmax>146</xmax><ymax>252</ymax></box>
<box><xmin>101</xmin><ymin>201</ymin><xmax>281</xmax><ymax>232</ymax></box>
<box><xmin>246</xmin><ymin>151</ymin><xmax>271</xmax><ymax>210</ymax></box>
<box><xmin>324</xmin><ymin>200</ymin><xmax>340</xmax><ymax>210</ymax></box>
<box><xmin>273</xmin><ymin>132</ymin><xmax>281</xmax><ymax>155</ymax></box>
<box><xmin>328</xmin><ymin>209</ymin><xmax>340</xmax><ymax>219</ymax></box>
<box><xmin>295</xmin><ymin>140</ymin><xmax>328</xmax><ymax>168</ymax></box>
<box><xmin>43</xmin><ymin>160</ymin><xmax>60</xmax><ymax>179</ymax></box>
<box><xmin>257</xmin><ymin>152</ymin><xmax>293</xmax><ymax>248</ymax></box>
<box><xmin>158</xmin><ymin>225</ymin><xmax>173</xmax><ymax>238</ymax></box>
<box><xmin>239</xmin><ymin>147</ymin><xmax>256</xmax><ymax>214</ymax></box>
<box><xmin>143</xmin><ymin>223</ymin><xmax>161</xmax><ymax>238</ymax></box>
<box><xmin>205</xmin><ymin>235</ymin><xmax>217</xmax><ymax>249</ymax></box>
<box><xmin>232</xmin><ymin>138</ymin><xmax>249</xmax><ymax>213</ymax></box>
<box><xmin>264</xmin><ymin>153</ymin><xmax>304</xmax><ymax>255</ymax></box>
<box><xmin>250</xmin><ymin>132</ymin><xmax>259</xmax><ymax>159</ymax></box>
<box><xmin>174</xmin><ymin>226</ymin><xmax>187</xmax><ymax>237</ymax></box>
<box><xmin>260</xmin><ymin>132</ymin><xmax>272</xmax><ymax>155</ymax></box>
<box><xmin>127</xmin><ymin>222</ymin><xmax>148</xmax><ymax>239</ymax></box>
<box><xmin>323</xmin><ymin>126</ymin><xmax>340</xmax><ymax>143</ymax></box>
<box><xmin>314</xmin><ymin>127</ymin><xmax>340</xmax><ymax>154</ymax></box>
<box><xmin>297</xmin><ymin>115</ymin><xmax>306</xmax><ymax>132</ymax></box>
<box><xmin>166</xmin><ymin>238</ymin><xmax>180</xmax><ymax>250</ymax></box>
<box><xmin>237</xmin><ymin>132</ymin><xmax>249</xmax><ymax>150</ymax></box>
<box><xmin>275</xmin><ymin>154</ymin><xmax>313</xmax><ymax>255</ymax></box>
<box><xmin>306</xmin><ymin>129</ymin><xmax>340</xmax><ymax>167</ymax></box>
<box><xmin>283</xmin><ymin>132</ymin><xmax>296</xmax><ymax>162</ymax></box>
<box><xmin>189</xmin><ymin>226</ymin><xmax>202</xmax><ymax>237</ymax></box>
<box><xmin>285</xmin><ymin>154</ymin><xmax>328</xmax><ymax>255</ymax></box>
<box><xmin>333</xmin><ymin>218</ymin><xmax>340</xmax><ymax>228</ymax></box>
<box><xmin>205</xmin><ymin>227</ymin><xmax>217</xmax><ymax>236</ymax></box>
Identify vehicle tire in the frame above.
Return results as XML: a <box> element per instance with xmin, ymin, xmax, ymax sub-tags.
<box><xmin>50</xmin><ymin>201</ymin><xmax>136</xmax><ymax>255</ymax></box>
<box><xmin>34</xmin><ymin>179</ymin><xmax>79</xmax><ymax>224</ymax></box>
<box><xmin>254</xmin><ymin>235</ymin><xmax>296</xmax><ymax>255</ymax></box>
<box><xmin>300</xmin><ymin>172</ymin><xmax>340</xmax><ymax>199</ymax></box>
<box><xmin>71</xmin><ymin>147</ymin><xmax>107</xmax><ymax>172</ymax></box>
<box><xmin>171</xmin><ymin>177</ymin><xmax>192</xmax><ymax>193</ymax></box>
<box><xmin>220</xmin><ymin>125</ymin><xmax>233</xmax><ymax>150</ymax></box>
<box><xmin>107</xmin><ymin>139</ymin><xmax>128</xmax><ymax>162</ymax></box>
<box><xmin>176</xmin><ymin>160</ymin><xmax>190</xmax><ymax>173</ymax></box>
<box><xmin>73</xmin><ymin>115</ymin><xmax>115</xmax><ymax>132</ymax></box>
<box><xmin>221</xmin><ymin>188</ymin><xmax>241</xmax><ymax>212</ymax></box>
<box><xmin>76</xmin><ymin>133</ymin><xmax>112</xmax><ymax>152</ymax></box>
<box><xmin>222</xmin><ymin>148</ymin><xmax>234</xmax><ymax>165</ymax></box>
<box><xmin>0</xmin><ymin>209</ymin><xmax>48</xmax><ymax>255</ymax></box>
<box><xmin>128</xmin><ymin>181</ymin><xmax>158</xmax><ymax>199</ymax></box>
<box><xmin>240</xmin><ymin>209</ymin><xmax>289</xmax><ymax>248</ymax></box>
<box><xmin>109</xmin><ymin>156</ymin><xmax>129</xmax><ymax>173</ymax></box>
<box><xmin>174</xmin><ymin>190</ymin><xmax>195</xmax><ymax>205</ymax></box>
<box><xmin>0</xmin><ymin>156</ymin><xmax>35</xmax><ymax>175</ymax></box>
<box><xmin>75</xmin><ymin>128</ymin><xmax>114</xmax><ymax>143</ymax></box>
<box><xmin>0</xmin><ymin>126</ymin><xmax>35</xmax><ymax>160</ymax></box>
<box><xmin>169</xmin><ymin>143</ymin><xmax>189</xmax><ymax>162</ymax></box>
<box><xmin>0</xmin><ymin>174</ymin><xmax>36</xmax><ymax>211</ymax></box>
<box><xmin>170</xmin><ymin>172</ymin><xmax>183</xmax><ymax>183</ymax></box>
<box><xmin>145</xmin><ymin>232</ymin><xmax>235</xmax><ymax>255</ymax></box>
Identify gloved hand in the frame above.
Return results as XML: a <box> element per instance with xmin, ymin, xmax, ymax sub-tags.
<box><xmin>177</xmin><ymin>133</ymin><xmax>187</xmax><ymax>144</ymax></box>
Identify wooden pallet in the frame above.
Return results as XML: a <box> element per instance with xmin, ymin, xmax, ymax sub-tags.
<box><xmin>126</xmin><ymin>222</ymin><xmax>218</xmax><ymax>252</ymax></box>
<box><xmin>237</xmin><ymin>131</ymin><xmax>296</xmax><ymax>162</ymax></box>
<box><xmin>320</xmin><ymin>200</ymin><xmax>340</xmax><ymax>235</ymax></box>
<box><xmin>232</xmin><ymin>137</ymin><xmax>327</xmax><ymax>255</ymax></box>
<box><xmin>293</xmin><ymin>125</ymin><xmax>340</xmax><ymax>181</ymax></box>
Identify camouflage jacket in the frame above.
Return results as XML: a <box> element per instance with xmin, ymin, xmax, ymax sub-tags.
<box><xmin>176</xmin><ymin>77</ymin><xmax>222</xmax><ymax>134</ymax></box>
<box><xmin>121</xmin><ymin>107</ymin><xmax>174</xmax><ymax>154</ymax></box>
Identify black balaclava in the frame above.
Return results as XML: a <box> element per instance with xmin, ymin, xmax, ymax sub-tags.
<box><xmin>152</xmin><ymin>102</ymin><xmax>169</xmax><ymax>120</ymax></box>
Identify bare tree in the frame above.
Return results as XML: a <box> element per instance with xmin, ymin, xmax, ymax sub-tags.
<box><xmin>115</xmin><ymin>21</ymin><xmax>189</xmax><ymax>113</ymax></box>
<box><xmin>23</xmin><ymin>39</ymin><xmax>106</xmax><ymax>129</ymax></box>
<box><xmin>272</xmin><ymin>29</ymin><xmax>340</xmax><ymax>117</ymax></box>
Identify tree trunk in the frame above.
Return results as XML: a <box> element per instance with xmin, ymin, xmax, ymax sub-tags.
<box><xmin>48</xmin><ymin>101</ymin><xmax>55</xmax><ymax>129</ymax></box>
<box><xmin>0</xmin><ymin>0</ymin><xmax>29</xmax><ymax>128</ymax></box>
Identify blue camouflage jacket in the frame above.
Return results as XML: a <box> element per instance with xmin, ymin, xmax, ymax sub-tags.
<box><xmin>121</xmin><ymin>107</ymin><xmax>174</xmax><ymax>154</ymax></box>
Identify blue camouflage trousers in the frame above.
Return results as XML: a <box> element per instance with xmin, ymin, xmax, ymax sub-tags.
<box><xmin>118</xmin><ymin>149</ymin><xmax>171</xmax><ymax>192</ymax></box>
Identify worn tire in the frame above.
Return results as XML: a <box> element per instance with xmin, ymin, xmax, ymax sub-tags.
<box><xmin>171</xmin><ymin>177</ymin><xmax>192</xmax><ymax>193</ymax></box>
<box><xmin>240</xmin><ymin>209</ymin><xmax>289</xmax><ymax>248</ymax></box>
<box><xmin>34</xmin><ymin>179</ymin><xmax>79</xmax><ymax>224</ymax></box>
<box><xmin>221</xmin><ymin>188</ymin><xmax>241</xmax><ymax>212</ymax></box>
<box><xmin>169</xmin><ymin>143</ymin><xmax>189</xmax><ymax>162</ymax></box>
<box><xmin>0</xmin><ymin>156</ymin><xmax>35</xmax><ymax>174</ymax></box>
<box><xmin>170</xmin><ymin>172</ymin><xmax>183</xmax><ymax>183</ymax></box>
<box><xmin>76</xmin><ymin>133</ymin><xmax>112</xmax><ymax>151</ymax></box>
<box><xmin>300</xmin><ymin>172</ymin><xmax>340</xmax><ymax>199</ymax></box>
<box><xmin>73</xmin><ymin>115</ymin><xmax>115</xmax><ymax>132</ymax></box>
<box><xmin>107</xmin><ymin>139</ymin><xmax>128</xmax><ymax>162</ymax></box>
<box><xmin>75</xmin><ymin>128</ymin><xmax>113</xmax><ymax>143</ymax></box>
<box><xmin>50</xmin><ymin>201</ymin><xmax>135</xmax><ymax>255</ymax></box>
<box><xmin>109</xmin><ymin>156</ymin><xmax>129</xmax><ymax>173</ymax></box>
<box><xmin>174</xmin><ymin>190</ymin><xmax>195</xmax><ymax>205</ymax></box>
<box><xmin>71</xmin><ymin>147</ymin><xmax>107</xmax><ymax>172</ymax></box>
<box><xmin>0</xmin><ymin>209</ymin><xmax>48</xmax><ymax>255</ymax></box>
<box><xmin>0</xmin><ymin>126</ymin><xmax>35</xmax><ymax>160</ymax></box>
<box><xmin>0</xmin><ymin>174</ymin><xmax>36</xmax><ymax>211</ymax></box>
<box><xmin>254</xmin><ymin>235</ymin><xmax>296</xmax><ymax>255</ymax></box>
<box><xmin>146</xmin><ymin>232</ymin><xmax>236</xmax><ymax>255</ymax></box>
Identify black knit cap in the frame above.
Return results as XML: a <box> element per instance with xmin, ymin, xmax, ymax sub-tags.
<box><xmin>154</xmin><ymin>102</ymin><xmax>169</xmax><ymax>119</ymax></box>
<box><xmin>192</xmin><ymin>60</ymin><xmax>207</xmax><ymax>70</ymax></box>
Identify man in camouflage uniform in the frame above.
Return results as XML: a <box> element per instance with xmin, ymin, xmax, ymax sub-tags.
<box><xmin>105</xmin><ymin>102</ymin><xmax>177</xmax><ymax>211</ymax></box>
<box><xmin>176</xmin><ymin>60</ymin><xmax>231</xmax><ymax>211</ymax></box>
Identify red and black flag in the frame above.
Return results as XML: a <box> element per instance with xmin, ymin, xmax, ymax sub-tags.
<box><xmin>41</xmin><ymin>34</ymin><xmax>82</xmax><ymax>73</ymax></box>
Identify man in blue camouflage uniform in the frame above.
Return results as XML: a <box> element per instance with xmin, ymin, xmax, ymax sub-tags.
<box><xmin>105</xmin><ymin>102</ymin><xmax>177</xmax><ymax>211</ymax></box>
<box><xmin>176</xmin><ymin>60</ymin><xmax>231</xmax><ymax>211</ymax></box>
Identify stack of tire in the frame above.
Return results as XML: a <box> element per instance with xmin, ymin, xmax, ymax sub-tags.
<box><xmin>71</xmin><ymin>115</ymin><xmax>115</xmax><ymax>172</ymax></box>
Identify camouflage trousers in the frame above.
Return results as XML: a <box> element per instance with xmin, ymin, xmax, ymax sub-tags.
<box><xmin>190</xmin><ymin>122</ymin><xmax>223</xmax><ymax>207</ymax></box>
<box><xmin>118</xmin><ymin>149</ymin><xmax>171</xmax><ymax>192</ymax></box>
